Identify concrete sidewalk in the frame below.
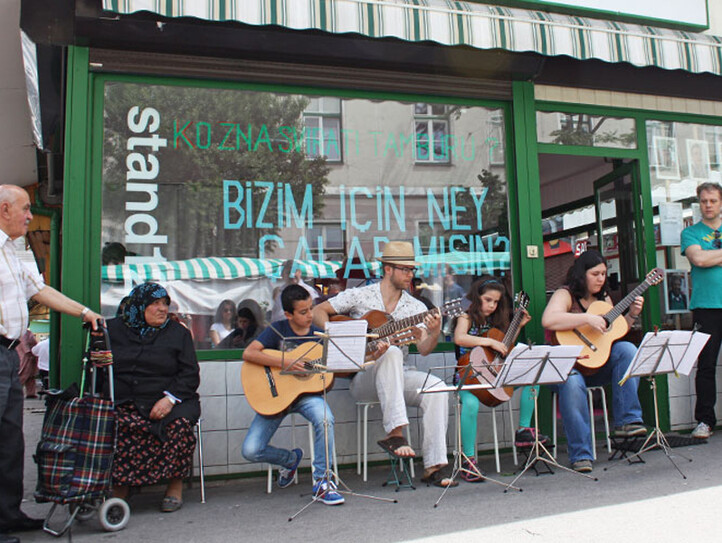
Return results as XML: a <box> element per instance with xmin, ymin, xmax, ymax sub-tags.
<box><xmin>17</xmin><ymin>397</ymin><xmax>722</xmax><ymax>542</ymax></box>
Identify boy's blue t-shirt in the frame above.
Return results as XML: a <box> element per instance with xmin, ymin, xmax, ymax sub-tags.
<box><xmin>255</xmin><ymin>319</ymin><xmax>323</xmax><ymax>351</ymax></box>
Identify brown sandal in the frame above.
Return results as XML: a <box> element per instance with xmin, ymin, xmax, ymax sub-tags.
<box><xmin>377</xmin><ymin>436</ymin><xmax>415</xmax><ymax>457</ymax></box>
<box><xmin>421</xmin><ymin>468</ymin><xmax>458</xmax><ymax>488</ymax></box>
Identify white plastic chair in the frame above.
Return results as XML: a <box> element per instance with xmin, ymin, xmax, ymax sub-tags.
<box><xmin>356</xmin><ymin>401</ymin><xmax>415</xmax><ymax>482</ymax></box>
<box><xmin>490</xmin><ymin>402</ymin><xmax>519</xmax><ymax>472</ymax></box>
<box><xmin>552</xmin><ymin>386</ymin><xmax>611</xmax><ymax>460</ymax></box>
<box><xmin>191</xmin><ymin>418</ymin><xmax>206</xmax><ymax>503</ymax></box>
<box><xmin>266</xmin><ymin>415</ymin><xmax>338</xmax><ymax>493</ymax></box>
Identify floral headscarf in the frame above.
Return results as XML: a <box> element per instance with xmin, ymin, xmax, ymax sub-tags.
<box><xmin>122</xmin><ymin>283</ymin><xmax>171</xmax><ymax>337</ymax></box>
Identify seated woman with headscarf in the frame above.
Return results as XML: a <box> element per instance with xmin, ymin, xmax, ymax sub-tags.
<box><xmin>107</xmin><ymin>283</ymin><xmax>200</xmax><ymax>513</ymax></box>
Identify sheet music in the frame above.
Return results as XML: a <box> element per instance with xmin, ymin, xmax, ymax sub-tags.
<box><xmin>495</xmin><ymin>344</ymin><xmax>582</xmax><ymax>387</ymax></box>
<box><xmin>622</xmin><ymin>330</ymin><xmax>711</xmax><ymax>380</ymax></box>
<box><xmin>324</xmin><ymin>320</ymin><xmax>369</xmax><ymax>372</ymax></box>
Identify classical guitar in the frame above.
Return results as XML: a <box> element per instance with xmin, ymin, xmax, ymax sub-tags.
<box><xmin>555</xmin><ymin>268</ymin><xmax>664</xmax><ymax>375</ymax></box>
<box><xmin>242</xmin><ymin>335</ymin><xmax>414</xmax><ymax>415</ymax></box>
<box><xmin>242</xmin><ymin>341</ymin><xmax>330</xmax><ymax>416</ymax></box>
<box><xmin>331</xmin><ymin>298</ymin><xmax>464</xmax><ymax>342</ymax></box>
<box><xmin>457</xmin><ymin>291</ymin><xmax>530</xmax><ymax>407</ymax></box>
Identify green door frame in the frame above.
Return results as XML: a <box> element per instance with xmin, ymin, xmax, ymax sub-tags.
<box><xmin>513</xmin><ymin>87</ymin><xmax>667</xmax><ymax>430</ymax></box>
<box><xmin>58</xmin><ymin>46</ymin><xmax>99</xmax><ymax>388</ymax></box>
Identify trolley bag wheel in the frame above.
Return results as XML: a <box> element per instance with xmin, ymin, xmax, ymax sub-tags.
<box><xmin>98</xmin><ymin>498</ymin><xmax>130</xmax><ymax>532</ymax></box>
<box><xmin>70</xmin><ymin>501</ymin><xmax>97</xmax><ymax>522</ymax></box>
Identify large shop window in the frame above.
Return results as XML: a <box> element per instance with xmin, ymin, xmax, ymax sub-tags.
<box><xmin>647</xmin><ymin>120</ymin><xmax>722</xmax><ymax>206</ymax></box>
<box><xmin>100</xmin><ymin>82</ymin><xmax>510</xmax><ymax>349</ymax></box>
<box><xmin>646</xmin><ymin>119</ymin><xmax>722</xmax><ymax>321</ymax></box>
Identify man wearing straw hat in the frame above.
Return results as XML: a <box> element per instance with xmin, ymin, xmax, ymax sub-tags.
<box><xmin>313</xmin><ymin>241</ymin><xmax>455</xmax><ymax>487</ymax></box>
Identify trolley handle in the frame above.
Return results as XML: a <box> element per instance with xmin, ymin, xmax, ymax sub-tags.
<box><xmin>81</xmin><ymin>321</ymin><xmax>116</xmax><ymax>405</ymax></box>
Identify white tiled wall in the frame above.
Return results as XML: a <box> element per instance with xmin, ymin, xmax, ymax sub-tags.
<box><xmin>194</xmin><ymin>350</ymin><xmax>521</xmax><ymax>477</ymax></box>
<box><xmin>194</xmin><ymin>343</ymin><xmax>722</xmax><ymax>477</ymax></box>
<box><xmin>668</xmin><ymin>347</ymin><xmax>722</xmax><ymax>432</ymax></box>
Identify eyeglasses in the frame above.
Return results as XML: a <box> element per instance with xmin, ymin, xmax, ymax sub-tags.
<box><xmin>391</xmin><ymin>265</ymin><xmax>418</xmax><ymax>275</ymax></box>
<box><xmin>714</xmin><ymin>230</ymin><xmax>721</xmax><ymax>249</ymax></box>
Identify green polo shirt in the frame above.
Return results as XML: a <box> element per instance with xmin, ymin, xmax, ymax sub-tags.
<box><xmin>681</xmin><ymin>221</ymin><xmax>722</xmax><ymax>310</ymax></box>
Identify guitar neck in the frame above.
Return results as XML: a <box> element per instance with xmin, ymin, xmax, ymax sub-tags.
<box><xmin>374</xmin><ymin>307</ymin><xmax>437</xmax><ymax>338</ymax></box>
<box><xmin>603</xmin><ymin>280</ymin><xmax>652</xmax><ymax>324</ymax></box>
<box><xmin>501</xmin><ymin>308</ymin><xmax>525</xmax><ymax>350</ymax></box>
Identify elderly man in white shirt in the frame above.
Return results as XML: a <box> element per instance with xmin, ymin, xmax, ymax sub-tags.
<box><xmin>0</xmin><ymin>185</ymin><xmax>101</xmax><ymax>541</ymax></box>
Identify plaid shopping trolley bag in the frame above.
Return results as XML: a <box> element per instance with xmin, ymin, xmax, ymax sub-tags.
<box><xmin>34</xmin><ymin>324</ymin><xmax>130</xmax><ymax>536</ymax></box>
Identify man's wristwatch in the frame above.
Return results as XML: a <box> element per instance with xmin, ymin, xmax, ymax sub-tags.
<box><xmin>80</xmin><ymin>307</ymin><xmax>91</xmax><ymax>319</ymax></box>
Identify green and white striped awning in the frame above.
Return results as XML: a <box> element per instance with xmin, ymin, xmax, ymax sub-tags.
<box><xmin>102</xmin><ymin>257</ymin><xmax>344</xmax><ymax>282</ymax></box>
<box><xmin>103</xmin><ymin>0</ymin><xmax>722</xmax><ymax>76</ymax></box>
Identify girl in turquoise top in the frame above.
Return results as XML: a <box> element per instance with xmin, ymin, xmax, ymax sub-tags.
<box><xmin>454</xmin><ymin>277</ymin><xmax>541</xmax><ymax>482</ymax></box>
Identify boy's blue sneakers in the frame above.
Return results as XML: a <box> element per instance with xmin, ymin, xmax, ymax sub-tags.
<box><xmin>312</xmin><ymin>478</ymin><xmax>345</xmax><ymax>505</ymax></box>
<box><xmin>278</xmin><ymin>448</ymin><xmax>303</xmax><ymax>489</ymax></box>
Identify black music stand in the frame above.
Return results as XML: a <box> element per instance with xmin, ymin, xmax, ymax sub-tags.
<box><xmin>284</xmin><ymin>321</ymin><xmax>397</xmax><ymax>521</ymax></box>
<box><xmin>603</xmin><ymin>329</ymin><xmax>710</xmax><ymax>479</ymax></box>
<box><xmin>417</xmin><ymin>363</ymin><xmax>522</xmax><ymax>508</ymax></box>
<box><xmin>496</xmin><ymin>344</ymin><xmax>594</xmax><ymax>491</ymax></box>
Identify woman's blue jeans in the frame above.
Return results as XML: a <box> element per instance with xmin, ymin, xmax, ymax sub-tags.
<box><xmin>242</xmin><ymin>394</ymin><xmax>334</xmax><ymax>481</ymax></box>
<box><xmin>551</xmin><ymin>341</ymin><xmax>643</xmax><ymax>464</ymax></box>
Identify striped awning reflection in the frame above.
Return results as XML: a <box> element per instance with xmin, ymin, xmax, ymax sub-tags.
<box><xmin>101</xmin><ymin>257</ymin><xmax>344</xmax><ymax>282</ymax></box>
<box><xmin>103</xmin><ymin>0</ymin><xmax>722</xmax><ymax>76</ymax></box>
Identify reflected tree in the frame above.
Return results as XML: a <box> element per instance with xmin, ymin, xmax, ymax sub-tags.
<box><xmin>550</xmin><ymin>114</ymin><xmax>635</xmax><ymax>147</ymax></box>
<box><xmin>103</xmin><ymin>83</ymin><xmax>330</xmax><ymax>260</ymax></box>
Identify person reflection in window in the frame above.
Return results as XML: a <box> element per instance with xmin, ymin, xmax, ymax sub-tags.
<box><xmin>688</xmin><ymin>143</ymin><xmax>709</xmax><ymax>180</ymax></box>
<box><xmin>668</xmin><ymin>275</ymin><xmax>688</xmax><ymax>311</ymax></box>
<box><xmin>218</xmin><ymin>299</ymin><xmax>267</xmax><ymax>349</ymax></box>
<box><xmin>270</xmin><ymin>260</ymin><xmax>319</xmax><ymax>322</ymax></box>
<box><xmin>209</xmin><ymin>299</ymin><xmax>236</xmax><ymax>347</ymax></box>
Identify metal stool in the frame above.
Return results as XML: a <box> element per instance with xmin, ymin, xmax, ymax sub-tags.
<box><xmin>382</xmin><ymin>452</ymin><xmax>415</xmax><ymax>491</ymax></box>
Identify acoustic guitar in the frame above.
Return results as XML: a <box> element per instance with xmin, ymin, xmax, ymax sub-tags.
<box><xmin>242</xmin><ymin>335</ymin><xmax>414</xmax><ymax>415</ymax></box>
<box><xmin>242</xmin><ymin>341</ymin><xmax>330</xmax><ymax>416</ymax></box>
<box><xmin>555</xmin><ymin>268</ymin><xmax>664</xmax><ymax>375</ymax></box>
<box><xmin>457</xmin><ymin>291</ymin><xmax>530</xmax><ymax>407</ymax></box>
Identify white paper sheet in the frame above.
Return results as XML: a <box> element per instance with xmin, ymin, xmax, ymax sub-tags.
<box><xmin>495</xmin><ymin>344</ymin><xmax>583</xmax><ymax>387</ymax></box>
<box><xmin>324</xmin><ymin>320</ymin><xmax>369</xmax><ymax>372</ymax></box>
<box><xmin>621</xmin><ymin>330</ymin><xmax>710</xmax><ymax>381</ymax></box>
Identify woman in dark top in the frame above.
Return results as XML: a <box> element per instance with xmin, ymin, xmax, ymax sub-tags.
<box><xmin>108</xmin><ymin>282</ymin><xmax>200</xmax><ymax>513</ymax></box>
<box><xmin>217</xmin><ymin>298</ymin><xmax>267</xmax><ymax>349</ymax></box>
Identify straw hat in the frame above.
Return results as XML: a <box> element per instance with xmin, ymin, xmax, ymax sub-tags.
<box><xmin>378</xmin><ymin>241</ymin><xmax>420</xmax><ymax>267</ymax></box>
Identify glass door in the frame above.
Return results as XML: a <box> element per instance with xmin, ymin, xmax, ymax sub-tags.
<box><xmin>593</xmin><ymin>160</ymin><xmax>646</xmax><ymax>300</ymax></box>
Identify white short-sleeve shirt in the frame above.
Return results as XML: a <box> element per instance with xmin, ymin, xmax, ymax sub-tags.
<box><xmin>329</xmin><ymin>282</ymin><xmax>427</xmax><ymax>322</ymax></box>
<box><xmin>1</xmin><ymin>232</ymin><xmax>45</xmax><ymax>339</ymax></box>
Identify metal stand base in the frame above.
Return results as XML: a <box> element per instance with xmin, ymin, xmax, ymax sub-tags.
<box><xmin>288</xmin><ymin>373</ymin><xmax>397</xmax><ymax>521</ymax></box>
<box><xmin>604</xmin><ymin>377</ymin><xmax>692</xmax><ymax>479</ymax></box>
<box><xmin>516</xmin><ymin>444</ymin><xmax>556</xmax><ymax>475</ymax></box>
<box><xmin>505</xmin><ymin>389</ymin><xmax>597</xmax><ymax>491</ymax></box>
<box><xmin>434</xmin><ymin>394</ymin><xmax>520</xmax><ymax>508</ymax></box>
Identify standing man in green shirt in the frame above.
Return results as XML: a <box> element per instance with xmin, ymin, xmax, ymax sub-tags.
<box><xmin>681</xmin><ymin>182</ymin><xmax>722</xmax><ymax>439</ymax></box>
